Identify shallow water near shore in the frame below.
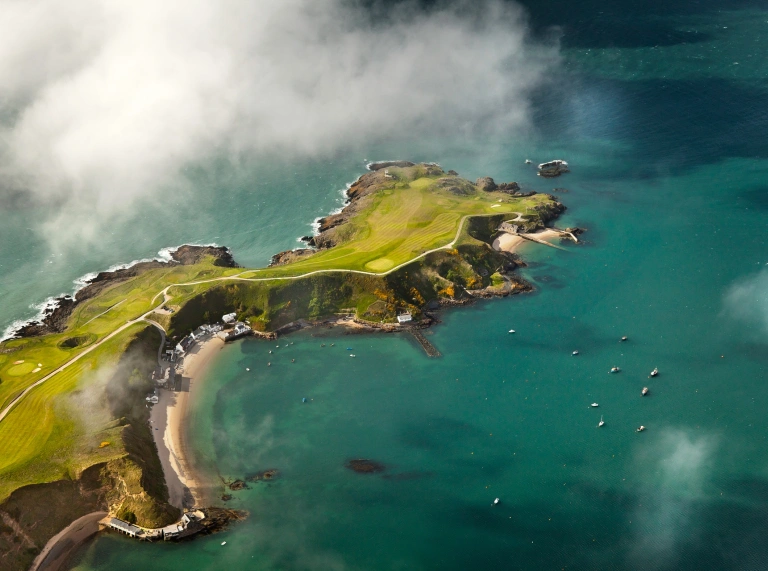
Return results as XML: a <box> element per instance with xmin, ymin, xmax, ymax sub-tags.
<box><xmin>22</xmin><ymin>0</ymin><xmax>768</xmax><ymax>569</ymax></box>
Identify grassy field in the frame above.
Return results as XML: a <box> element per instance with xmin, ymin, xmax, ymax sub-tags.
<box><xmin>0</xmin><ymin>164</ymin><xmax>562</xmax><ymax>502</ymax></box>
<box><xmin>237</xmin><ymin>171</ymin><xmax>551</xmax><ymax>279</ymax></box>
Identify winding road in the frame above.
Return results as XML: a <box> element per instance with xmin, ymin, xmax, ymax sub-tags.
<box><xmin>0</xmin><ymin>213</ymin><xmax>558</xmax><ymax>424</ymax></box>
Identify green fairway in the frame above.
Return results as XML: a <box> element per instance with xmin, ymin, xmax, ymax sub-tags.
<box><xmin>0</xmin><ymin>163</ymin><xmax>564</xmax><ymax>502</ymax></box>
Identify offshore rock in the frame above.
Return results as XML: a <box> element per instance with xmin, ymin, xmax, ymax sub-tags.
<box><xmin>537</xmin><ymin>160</ymin><xmax>569</xmax><ymax>178</ymax></box>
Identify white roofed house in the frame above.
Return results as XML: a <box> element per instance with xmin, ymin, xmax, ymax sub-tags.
<box><xmin>175</xmin><ymin>335</ymin><xmax>195</xmax><ymax>355</ymax></box>
<box><xmin>222</xmin><ymin>312</ymin><xmax>237</xmax><ymax>324</ymax></box>
<box><xmin>397</xmin><ymin>312</ymin><xmax>413</xmax><ymax>324</ymax></box>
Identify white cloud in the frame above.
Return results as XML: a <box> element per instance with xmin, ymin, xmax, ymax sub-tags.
<box><xmin>0</xmin><ymin>0</ymin><xmax>558</xmax><ymax>244</ymax></box>
<box><xmin>723</xmin><ymin>269</ymin><xmax>768</xmax><ymax>338</ymax></box>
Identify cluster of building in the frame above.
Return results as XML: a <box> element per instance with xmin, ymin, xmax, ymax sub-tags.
<box><xmin>104</xmin><ymin>510</ymin><xmax>206</xmax><ymax>541</ymax></box>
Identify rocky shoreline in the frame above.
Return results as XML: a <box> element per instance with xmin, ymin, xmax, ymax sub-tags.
<box><xmin>10</xmin><ymin>246</ymin><xmax>238</xmax><ymax>339</ymax></box>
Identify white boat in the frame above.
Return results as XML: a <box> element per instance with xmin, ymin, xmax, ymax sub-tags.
<box><xmin>525</xmin><ymin>159</ymin><xmax>532</xmax><ymax>164</ymax></box>
<box><xmin>636</xmin><ymin>425</ymin><xmax>646</xmax><ymax>432</ymax></box>
<box><xmin>509</xmin><ymin>329</ymin><xmax>516</xmax><ymax>334</ymax></box>
<box><xmin>621</xmin><ymin>336</ymin><xmax>628</xmax><ymax>342</ymax></box>
<box><xmin>591</xmin><ymin>403</ymin><xmax>599</xmax><ymax>407</ymax></box>
<box><xmin>610</xmin><ymin>367</ymin><xmax>620</xmax><ymax>373</ymax></box>
<box><xmin>246</xmin><ymin>368</ymin><xmax>250</xmax><ymax>371</ymax></box>
<box><xmin>221</xmin><ymin>541</ymin><xmax>227</xmax><ymax>546</ymax></box>
<box><xmin>572</xmin><ymin>350</ymin><xmax>579</xmax><ymax>356</ymax></box>
<box><xmin>598</xmin><ymin>415</ymin><xmax>605</xmax><ymax>427</ymax></box>
<box><xmin>350</xmin><ymin>354</ymin><xmax>356</xmax><ymax>358</ymax></box>
<box><xmin>650</xmin><ymin>368</ymin><xmax>658</xmax><ymax>377</ymax></box>
<box><xmin>641</xmin><ymin>387</ymin><xmax>649</xmax><ymax>396</ymax></box>
<box><xmin>493</xmin><ymin>498</ymin><xmax>500</xmax><ymax>505</ymax></box>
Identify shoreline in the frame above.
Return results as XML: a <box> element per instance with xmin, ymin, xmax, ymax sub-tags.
<box><xmin>151</xmin><ymin>335</ymin><xmax>226</xmax><ymax>509</ymax></box>
<box><xmin>31</xmin><ymin>511</ymin><xmax>108</xmax><ymax>571</ymax></box>
<box><xmin>492</xmin><ymin>228</ymin><xmax>563</xmax><ymax>253</ymax></box>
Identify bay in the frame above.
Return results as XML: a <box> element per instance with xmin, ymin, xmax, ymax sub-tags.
<box><xmin>16</xmin><ymin>0</ymin><xmax>768</xmax><ymax>568</ymax></box>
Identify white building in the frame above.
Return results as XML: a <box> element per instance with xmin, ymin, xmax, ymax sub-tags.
<box><xmin>397</xmin><ymin>312</ymin><xmax>413</xmax><ymax>324</ymax></box>
<box><xmin>222</xmin><ymin>312</ymin><xmax>237</xmax><ymax>324</ymax></box>
<box><xmin>175</xmin><ymin>335</ymin><xmax>195</xmax><ymax>354</ymax></box>
<box><xmin>108</xmin><ymin>518</ymin><xmax>143</xmax><ymax>538</ymax></box>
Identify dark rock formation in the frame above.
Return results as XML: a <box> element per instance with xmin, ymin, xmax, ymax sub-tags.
<box><xmin>497</xmin><ymin>181</ymin><xmax>521</xmax><ymax>193</ymax></box>
<box><xmin>346</xmin><ymin>459</ymin><xmax>386</xmax><ymax>474</ymax></box>
<box><xmin>227</xmin><ymin>479</ymin><xmax>249</xmax><ymax>491</ymax></box>
<box><xmin>475</xmin><ymin>177</ymin><xmax>520</xmax><ymax>194</ymax></box>
<box><xmin>475</xmin><ymin>176</ymin><xmax>497</xmax><ymax>191</ymax></box>
<box><xmin>367</xmin><ymin>160</ymin><xmax>415</xmax><ymax>171</ymax></box>
<box><xmin>269</xmin><ymin>248</ymin><xmax>314</xmax><ymax>267</ymax></box>
<box><xmin>447</xmin><ymin>170</ymin><xmax>458</xmax><ymax>176</ymax></box>
<box><xmin>537</xmin><ymin>160</ymin><xmax>569</xmax><ymax>178</ymax></box>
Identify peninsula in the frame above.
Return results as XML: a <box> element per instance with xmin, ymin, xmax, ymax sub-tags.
<box><xmin>0</xmin><ymin>163</ymin><xmax>575</xmax><ymax>571</ymax></box>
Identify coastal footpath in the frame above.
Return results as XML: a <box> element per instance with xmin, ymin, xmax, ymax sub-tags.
<box><xmin>0</xmin><ymin>162</ymin><xmax>576</xmax><ymax>571</ymax></box>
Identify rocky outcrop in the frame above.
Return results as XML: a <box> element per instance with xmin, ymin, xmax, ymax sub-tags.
<box><xmin>269</xmin><ymin>248</ymin><xmax>314</xmax><ymax>267</ymax></box>
<box><xmin>475</xmin><ymin>177</ymin><xmax>520</xmax><ymax>194</ymax></box>
<box><xmin>537</xmin><ymin>160</ymin><xmax>569</xmax><ymax>178</ymax></box>
<box><xmin>170</xmin><ymin>245</ymin><xmax>238</xmax><ymax>268</ymax></box>
<box><xmin>475</xmin><ymin>176</ymin><xmax>498</xmax><ymax>191</ymax></box>
<box><xmin>367</xmin><ymin>160</ymin><xmax>415</xmax><ymax>171</ymax></box>
<box><xmin>12</xmin><ymin>246</ymin><xmax>239</xmax><ymax>339</ymax></box>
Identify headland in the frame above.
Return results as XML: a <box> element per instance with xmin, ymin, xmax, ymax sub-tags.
<box><xmin>0</xmin><ymin>161</ymin><xmax>579</xmax><ymax>571</ymax></box>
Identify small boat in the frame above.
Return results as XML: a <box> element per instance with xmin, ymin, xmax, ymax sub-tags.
<box><xmin>246</xmin><ymin>368</ymin><xmax>250</xmax><ymax>371</ymax></box>
<box><xmin>350</xmin><ymin>354</ymin><xmax>356</xmax><ymax>358</ymax></box>
<box><xmin>598</xmin><ymin>415</ymin><xmax>605</xmax><ymax>427</ymax></box>
<box><xmin>493</xmin><ymin>498</ymin><xmax>500</xmax><ymax>505</ymax></box>
<box><xmin>346</xmin><ymin>347</ymin><xmax>353</xmax><ymax>351</ymax></box>
<box><xmin>291</xmin><ymin>359</ymin><xmax>295</xmax><ymax>363</ymax></box>
<box><xmin>650</xmin><ymin>368</ymin><xmax>658</xmax><ymax>377</ymax></box>
<box><xmin>621</xmin><ymin>336</ymin><xmax>628</xmax><ymax>342</ymax></box>
<box><xmin>268</xmin><ymin>350</ymin><xmax>272</xmax><ymax>354</ymax></box>
<box><xmin>321</xmin><ymin>344</ymin><xmax>325</xmax><ymax>347</ymax></box>
<box><xmin>591</xmin><ymin>403</ymin><xmax>599</xmax><ymax>407</ymax></box>
<box><xmin>610</xmin><ymin>367</ymin><xmax>620</xmax><ymax>373</ymax></box>
<box><xmin>572</xmin><ymin>350</ymin><xmax>579</xmax><ymax>356</ymax></box>
<box><xmin>331</xmin><ymin>343</ymin><xmax>335</xmax><ymax>346</ymax></box>
<box><xmin>636</xmin><ymin>425</ymin><xmax>646</xmax><ymax>432</ymax></box>
<box><xmin>508</xmin><ymin>329</ymin><xmax>516</xmax><ymax>334</ymax></box>
<box><xmin>302</xmin><ymin>397</ymin><xmax>307</xmax><ymax>403</ymax></box>
<box><xmin>267</xmin><ymin>362</ymin><xmax>271</xmax><ymax>366</ymax></box>
<box><xmin>641</xmin><ymin>387</ymin><xmax>649</xmax><ymax>396</ymax></box>
<box><xmin>525</xmin><ymin>159</ymin><xmax>532</xmax><ymax>164</ymax></box>
<box><xmin>221</xmin><ymin>541</ymin><xmax>227</xmax><ymax>546</ymax></box>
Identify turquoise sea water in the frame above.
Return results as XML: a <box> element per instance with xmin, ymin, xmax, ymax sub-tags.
<box><xmin>5</xmin><ymin>0</ymin><xmax>766</xmax><ymax>569</ymax></box>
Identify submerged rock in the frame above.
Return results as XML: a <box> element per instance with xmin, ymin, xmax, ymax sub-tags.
<box><xmin>227</xmin><ymin>479</ymin><xmax>249</xmax><ymax>491</ymax></box>
<box><xmin>346</xmin><ymin>459</ymin><xmax>386</xmax><ymax>474</ymax></box>
<box><xmin>247</xmin><ymin>469</ymin><xmax>280</xmax><ymax>482</ymax></box>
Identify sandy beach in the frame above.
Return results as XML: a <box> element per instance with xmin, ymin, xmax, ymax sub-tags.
<box><xmin>31</xmin><ymin>511</ymin><xmax>108</xmax><ymax>571</ymax></box>
<box><xmin>150</xmin><ymin>336</ymin><xmax>225</xmax><ymax>509</ymax></box>
<box><xmin>492</xmin><ymin>228</ymin><xmax>563</xmax><ymax>253</ymax></box>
